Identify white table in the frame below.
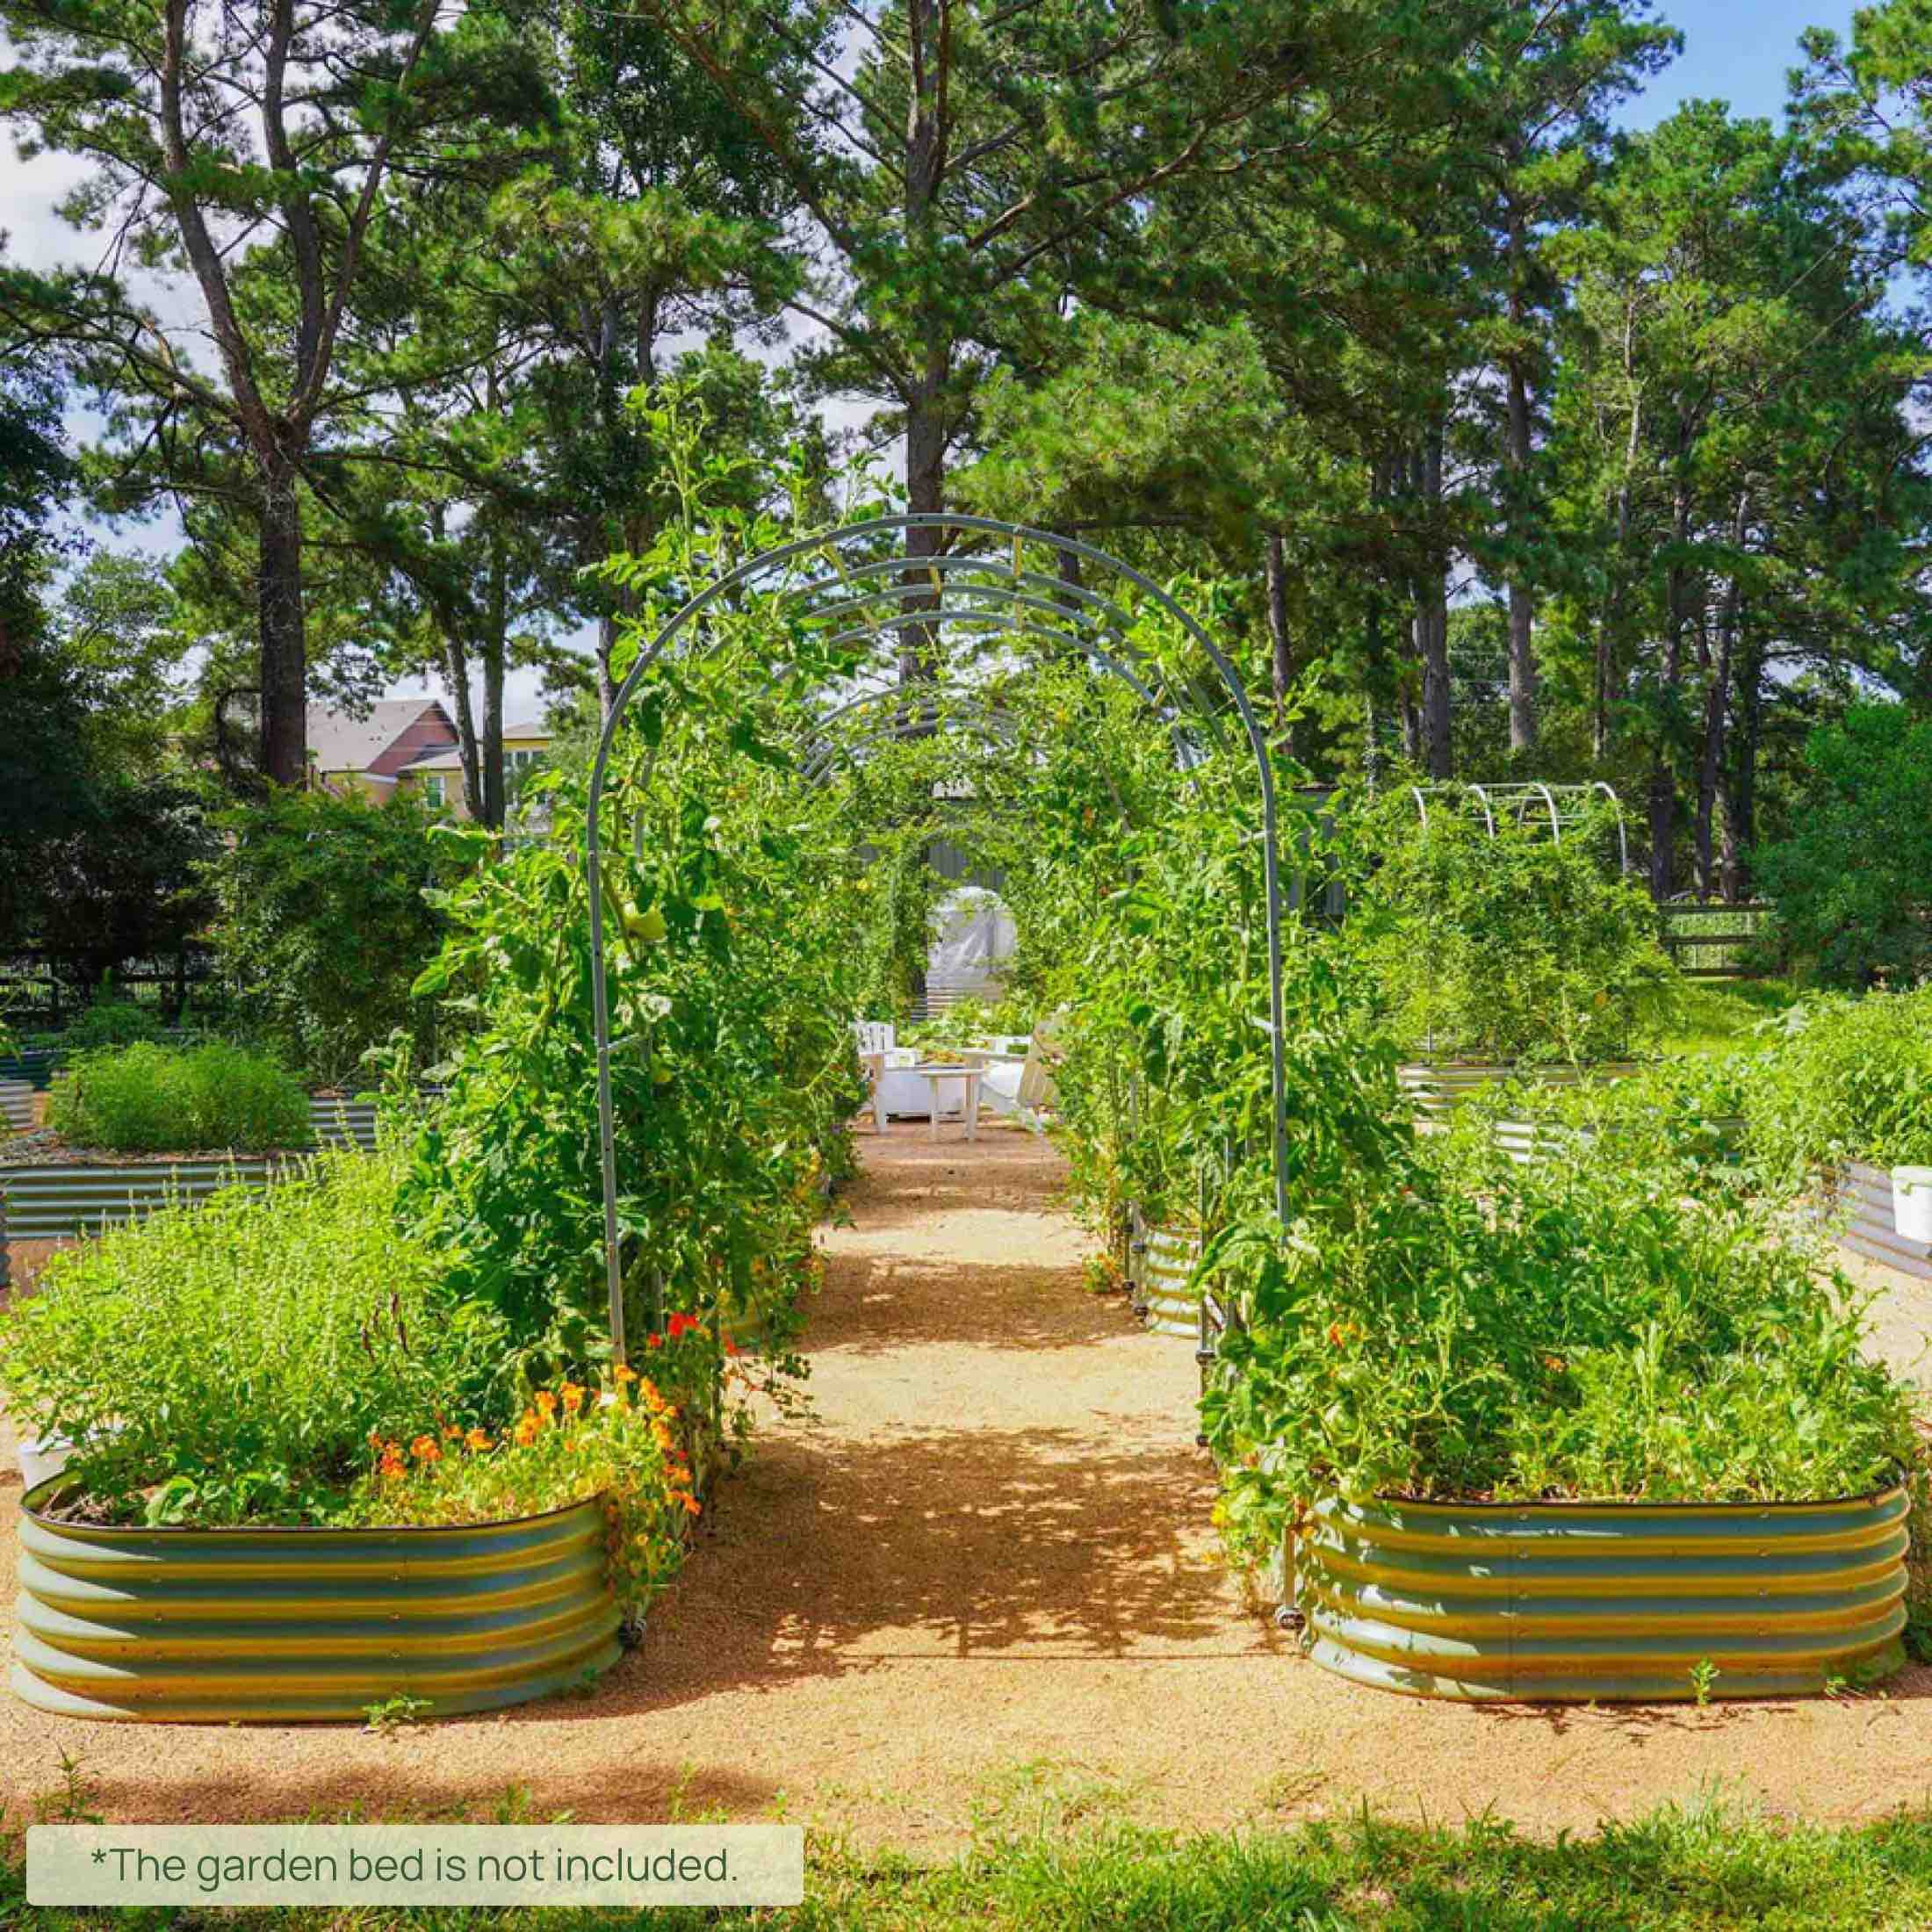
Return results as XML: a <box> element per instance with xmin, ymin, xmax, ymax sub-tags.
<box><xmin>912</xmin><ymin>1064</ymin><xmax>983</xmax><ymax>1142</ymax></box>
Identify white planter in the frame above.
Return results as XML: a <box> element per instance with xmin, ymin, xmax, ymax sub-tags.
<box><xmin>1892</xmin><ymin>1166</ymin><xmax>1932</xmax><ymax>1245</ymax></box>
<box><xmin>17</xmin><ymin>1434</ymin><xmax>77</xmax><ymax>1492</ymax></box>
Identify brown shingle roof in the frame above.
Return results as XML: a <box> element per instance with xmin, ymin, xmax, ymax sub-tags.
<box><xmin>306</xmin><ymin>699</ymin><xmax>456</xmax><ymax>775</ymax></box>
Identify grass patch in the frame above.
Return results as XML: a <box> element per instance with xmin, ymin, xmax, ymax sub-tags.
<box><xmin>10</xmin><ymin>1793</ymin><xmax>1932</xmax><ymax>1928</ymax></box>
<box><xmin>1655</xmin><ymin>979</ymin><xmax>1799</xmax><ymax>1059</ymax></box>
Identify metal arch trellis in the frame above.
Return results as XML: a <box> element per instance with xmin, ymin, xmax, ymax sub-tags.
<box><xmin>584</xmin><ymin>512</ymin><xmax>1295</xmax><ymax>1366</ymax></box>
<box><xmin>1407</xmin><ymin>781</ymin><xmax>1630</xmax><ymax>874</ymax></box>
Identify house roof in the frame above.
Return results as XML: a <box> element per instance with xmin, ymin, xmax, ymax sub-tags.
<box><xmin>306</xmin><ymin>699</ymin><xmax>455</xmax><ymax>775</ymax></box>
<box><xmin>400</xmin><ymin>725</ymin><xmax>550</xmax><ymax>774</ymax></box>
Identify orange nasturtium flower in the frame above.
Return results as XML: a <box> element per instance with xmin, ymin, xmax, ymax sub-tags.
<box><xmin>514</xmin><ymin>1414</ymin><xmax>540</xmax><ymax>1447</ymax></box>
<box><xmin>560</xmin><ymin>1381</ymin><xmax>585</xmax><ymax>1415</ymax></box>
<box><xmin>613</xmin><ymin>1363</ymin><xmax>638</xmax><ymax>1384</ymax></box>
<box><xmin>534</xmin><ymin>1389</ymin><xmax>558</xmax><ymax>1417</ymax></box>
<box><xmin>410</xmin><ymin>1434</ymin><xmax>442</xmax><ymax>1464</ymax></box>
<box><xmin>465</xmin><ymin>1428</ymin><xmax>492</xmax><ymax>1453</ymax></box>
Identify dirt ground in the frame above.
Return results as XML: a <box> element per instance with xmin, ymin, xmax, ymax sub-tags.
<box><xmin>4</xmin><ymin>1126</ymin><xmax>1932</xmax><ymax>1849</ymax></box>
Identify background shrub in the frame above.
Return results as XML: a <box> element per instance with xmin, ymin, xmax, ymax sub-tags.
<box><xmin>0</xmin><ymin>1148</ymin><xmax>508</xmax><ymax>1524</ymax></box>
<box><xmin>205</xmin><ymin>788</ymin><xmax>454</xmax><ymax>1086</ymax></box>
<box><xmin>49</xmin><ymin>1040</ymin><xmax>313</xmax><ymax>1150</ymax></box>
<box><xmin>1344</xmin><ymin>797</ymin><xmax>1679</xmax><ymax>1064</ymax></box>
<box><xmin>1755</xmin><ymin>703</ymin><xmax>1932</xmax><ymax>990</ymax></box>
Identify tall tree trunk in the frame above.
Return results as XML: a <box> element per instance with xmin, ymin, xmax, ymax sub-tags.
<box><xmin>1503</xmin><ymin>206</ymin><xmax>1537</xmax><ymax>754</ymax></box>
<box><xmin>1594</xmin><ymin>308</ymin><xmax>1642</xmax><ymax>764</ymax></box>
<box><xmin>257</xmin><ymin>464</ymin><xmax>308</xmax><ymax>788</ymax></box>
<box><xmin>480</xmin><ymin>527</ymin><xmax>508</xmax><ymax>830</ymax></box>
<box><xmin>1417</xmin><ymin>425</ymin><xmax>1453</xmax><ymax>780</ymax></box>
<box><xmin>1265</xmin><ymin>528</ymin><xmax>1294</xmax><ymax>754</ymax></box>
<box><xmin>899</xmin><ymin>370</ymin><xmax>948</xmax><ymax>688</ymax></box>
<box><xmin>439</xmin><ymin>627</ymin><xmax>481</xmax><ymax>817</ymax></box>
<box><xmin>1646</xmin><ymin>476</ymin><xmax>1692</xmax><ymax>901</ymax></box>
<box><xmin>899</xmin><ymin>0</ymin><xmax>949</xmax><ymax>694</ymax></box>
<box><xmin>1694</xmin><ymin>494</ymin><xmax>1748</xmax><ymax>897</ymax></box>
<box><xmin>595</xmin><ymin>614</ymin><xmax>619</xmax><ymax>720</ymax></box>
<box><xmin>1719</xmin><ymin>633</ymin><xmax>1764</xmax><ymax>903</ymax></box>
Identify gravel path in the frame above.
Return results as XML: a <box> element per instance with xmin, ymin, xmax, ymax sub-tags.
<box><xmin>3</xmin><ymin>1125</ymin><xmax>1932</xmax><ymax>1849</ymax></box>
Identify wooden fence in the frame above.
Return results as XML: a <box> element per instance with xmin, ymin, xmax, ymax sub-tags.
<box><xmin>1658</xmin><ymin>902</ymin><xmax>1779</xmax><ymax>980</ymax></box>
<box><xmin>0</xmin><ymin>947</ymin><xmax>220</xmax><ymax>1029</ymax></box>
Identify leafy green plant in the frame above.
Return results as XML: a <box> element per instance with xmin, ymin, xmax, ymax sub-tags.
<box><xmin>205</xmin><ymin>788</ymin><xmax>455</xmax><ymax>1086</ymax></box>
<box><xmin>1755</xmin><ymin>703</ymin><xmax>1932</xmax><ymax>989</ymax></box>
<box><xmin>1742</xmin><ymin>989</ymin><xmax>1932</xmax><ymax>1179</ymax></box>
<box><xmin>60</xmin><ymin>983</ymin><xmax>164</xmax><ymax>1049</ymax></box>
<box><xmin>1201</xmin><ymin>1132</ymin><xmax>1920</xmax><ymax>1561</ymax></box>
<box><xmin>48</xmin><ymin>1039</ymin><xmax>313</xmax><ymax>1151</ymax></box>
<box><xmin>362</xmin><ymin>1694</ymin><xmax>434</xmax><ymax>1734</ymax></box>
<box><xmin>1344</xmin><ymin>793</ymin><xmax>1680</xmax><ymax>1065</ymax></box>
<box><xmin>0</xmin><ymin>1148</ymin><xmax>508</xmax><ymax>1525</ymax></box>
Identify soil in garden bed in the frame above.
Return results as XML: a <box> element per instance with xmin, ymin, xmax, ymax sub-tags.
<box><xmin>0</xmin><ymin>1133</ymin><xmax>315</xmax><ymax>1167</ymax></box>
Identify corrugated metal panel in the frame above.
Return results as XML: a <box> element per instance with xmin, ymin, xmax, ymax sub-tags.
<box><xmin>1486</xmin><ymin>1115</ymin><xmax>1745</xmax><ymax>1171</ymax></box>
<box><xmin>11</xmin><ymin>1483</ymin><xmax>622</xmax><ymax>1723</ymax></box>
<box><xmin>1299</xmin><ymin>1486</ymin><xmax>1909</xmax><ymax>1702</ymax></box>
<box><xmin>0</xmin><ymin>1159</ymin><xmax>292</xmax><ymax>1240</ymax></box>
<box><xmin>1141</xmin><ymin>1226</ymin><xmax>1201</xmax><ymax>1339</ymax></box>
<box><xmin>1827</xmin><ymin>1162</ymin><xmax>1932</xmax><ymax>1281</ymax></box>
<box><xmin>0</xmin><ymin>1050</ymin><xmax>61</xmax><ymax>1091</ymax></box>
<box><xmin>1124</xmin><ymin>1210</ymin><xmax>1200</xmax><ymax>1339</ymax></box>
<box><xmin>0</xmin><ymin>1080</ymin><xmax>32</xmax><ymax>1132</ymax></box>
<box><xmin>1398</xmin><ymin>1062</ymin><xmax>1640</xmax><ymax>1123</ymax></box>
<box><xmin>308</xmin><ymin>1095</ymin><xmax>381</xmax><ymax>1151</ymax></box>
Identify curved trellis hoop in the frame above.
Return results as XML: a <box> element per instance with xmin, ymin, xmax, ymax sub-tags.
<box><xmin>1408</xmin><ymin>781</ymin><xmax>1630</xmax><ymax>874</ymax></box>
<box><xmin>584</xmin><ymin>513</ymin><xmax>1294</xmax><ymax>1364</ymax></box>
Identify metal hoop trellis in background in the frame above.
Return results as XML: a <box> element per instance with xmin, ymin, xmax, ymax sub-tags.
<box><xmin>1407</xmin><ymin>781</ymin><xmax>1629</xmax><ymax>874</ymax></box>
<box><xmin>583</xmin><ymin>513</ymin><xmax>1295</xmax><ymax>1365</ymax></box>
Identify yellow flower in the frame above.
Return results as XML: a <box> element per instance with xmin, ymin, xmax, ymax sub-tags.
<box><xmin>534</xmin><ymin>1390</ymin><xmax>558</xmax><ymax>1417</ymax></box>
<box><xmin>613</xmin><ymin>1364</ymin><xmax>638</xmax><ymax>1385</ymax></box>
<box><xmin>465</xmin><ymin>1428</ymin><xmax>492</xmax><ymax>1452</ymax></box>
<box><xmin>560</xmin><ymin>1382</ymin><xmax>585</xmax><ymax>1415</ymax></box>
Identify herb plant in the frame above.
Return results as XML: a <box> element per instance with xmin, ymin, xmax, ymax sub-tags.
<box><xmin>0</xmin><ymin>1148</ymin><xmax>507</xmax><ymax>1524</ymax></box>
<box><xmin>47</xmin><ymin>1039</ymin><xmax>314</xmax><ymax>1151</ymax></box>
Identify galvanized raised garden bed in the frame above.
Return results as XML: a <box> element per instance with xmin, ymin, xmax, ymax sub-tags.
<box><xmin>1295</xmin><ymin>1485</ymin><xmax>1909</xmax><ymax>1703</ymax></box>
<box><xmin>12</xmin><ymin>1480</ymin><xmax>623</xmax><ymax>1723</ymax></box>
<box><xmin>308</xmin><ymin>1092</ymin><xmax>384</xmax><ymax>1151</ymax></box>
<box><xmin>1126</xmin><ymin>1210</ymin><xmax>1201</xmax><ymax>1340</ymax></box>
<box><xmin>0</xmin><ymin>1157</ymin><xmax>294</xmax><ymax>1244</ymax></box>
<box><xmin>0</xmin><ymin>1080</ymin><xmax>32</xmax><ymax>1134</ymax></box>
<box><xmin>1398</xmin><ymin>1061</ymin><xmax>1640</xmax><ymax>1125</ymax></box>
<box><xmin>1824</xmin><ymin>1161</ymin><xmax>1932</xmax><ymax>1282</ymax></box>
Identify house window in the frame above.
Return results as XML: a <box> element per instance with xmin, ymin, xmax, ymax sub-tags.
<box><xmin>508</xmin><ymin>748</ymin><xmax>542</xmax><ymax>771</ymax></box>
<box><xmin>422</xmin><ymin>775</ymin><xmax>446</xmax><ymax>808</ymax></box>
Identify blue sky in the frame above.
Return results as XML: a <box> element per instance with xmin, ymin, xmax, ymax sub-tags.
<box><xmin>1624</xmin><ymin>0</ymin><xmax>1856</xmax><ymax>129</ymax></box>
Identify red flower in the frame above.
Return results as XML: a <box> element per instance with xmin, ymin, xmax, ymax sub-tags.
<box><xmin>667</xmin><ymin>1311</ymin><xmax>702</xmax><ymax>1341</ymax></box>
<box><xmin>645</xmin><ymin>1333</ymin><xmax>664</xmax><ymax>1350</ymax></box>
